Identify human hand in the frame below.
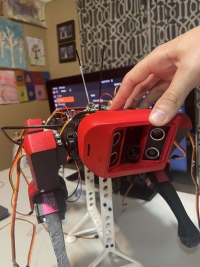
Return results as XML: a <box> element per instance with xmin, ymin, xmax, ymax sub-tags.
<box><xmin>109</xmin><ymin>26</ymin><xmax>200</xmax><ymax>126</ymax></box>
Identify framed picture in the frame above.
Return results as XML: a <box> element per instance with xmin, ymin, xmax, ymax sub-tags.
<box><xmin>57</xmin><ymin>20</ymin><xmax>75</xmax><ymax>43</ymax></box>
<box><xmin>58</xmin><ymin>42</ymin><xmax>76</xmax><ymax>63</ymax></box>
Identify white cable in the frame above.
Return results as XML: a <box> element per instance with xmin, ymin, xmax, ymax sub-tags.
<box><xmin>80</xmin><ymin>64</ymin><xmax>90</xmax><ymax>105</ymax></box>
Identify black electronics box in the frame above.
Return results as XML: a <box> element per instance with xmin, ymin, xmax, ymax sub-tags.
<box><xmin>0</xmin><ymin>205</ymin><xmax>9</xmax><ymax>220</ymax></box>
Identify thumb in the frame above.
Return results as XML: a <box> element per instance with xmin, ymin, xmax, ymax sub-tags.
<box><xmin>149</xmin><ymin>68</ymin><xmax>194</xmax><ymax>126</ymax></box>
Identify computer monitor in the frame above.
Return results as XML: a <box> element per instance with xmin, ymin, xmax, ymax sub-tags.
<box><xmin>46</xmin><ymin>67</ymin><xmax>196</xmax><ymax>195</ymax></box>
<box><xmin>46</xmin><ymin>66</ymin><xmax>133</xmax><ymax>113</ymax></box>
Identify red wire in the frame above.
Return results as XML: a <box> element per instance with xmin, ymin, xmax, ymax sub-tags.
<box><xmin>100</xmin><ymin>93</ymin><xmax>113</xmax><ymax>100</ymax></box>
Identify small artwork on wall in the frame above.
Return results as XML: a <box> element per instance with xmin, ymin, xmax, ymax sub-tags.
<box><xmin>0</xmin><ymin>71</ymin><xmax>19</xmax><ymax>104</ymax></box>
<box><xmin>0</xmin><ymin>18</ymin><xmax>26</xmax><ymax>69</ymax></box>
<box><xmin>57</xmin><ymin>20</ymin><xmax>75</xmax><ymax>43</ymax></box>
<box><xmin>4</xmin><ymin>0</ymin><xmax>47</xmax><ymax>28</ymax></box>
<box><xmin>26</xmin><ymin>37</ymin><xmax>46</xmax><ymax>66</ymax></box>
<box><xmin>58</xmin><ymin>42</ymin><xmax>76</xmax><ymax>63</ymax></box>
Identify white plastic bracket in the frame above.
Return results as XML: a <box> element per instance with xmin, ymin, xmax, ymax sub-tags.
<box><xmin>66</xmin><ymin>166</ymin><xmax>144</xmax><ymax>267</ymax></box>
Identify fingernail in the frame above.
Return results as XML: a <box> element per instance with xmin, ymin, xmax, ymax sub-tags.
<box><xmin>150</xmin><ymin>108</ymin><xmax>167</xmax><ymax>124</ymax></box>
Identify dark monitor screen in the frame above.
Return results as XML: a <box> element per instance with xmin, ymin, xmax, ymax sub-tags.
<box><xmin>46</xmin><ymin>66</ymin><xmax>133</xmax><ymax>112</ymax></box>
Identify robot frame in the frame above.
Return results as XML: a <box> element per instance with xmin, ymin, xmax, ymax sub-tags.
<box><xmin>2</xmin><ymin>104</ymin><xmax>200</xmax><ymax>267</ymax></box>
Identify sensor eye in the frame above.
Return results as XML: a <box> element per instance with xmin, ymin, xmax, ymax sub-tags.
<box><xmin>126</xmin><ymin>144</ymin><xmax>140</xmax><ymax>161</ymax></box>
<box><xmin>110</xmin><ymin>152</ymin><xmax>118</xmax><ymax>166</ymax></box>
<box><xmin>150</xmin><ymin>128</ymin><xmax>165</xmax><ymax>141</ymax></box>
<box><xmin>145</xmin><ymin>147</ymin><xmax>159</xmax><ymax>159</ymax></box>
<box><xmin>113</xmin><ymin>132</ymin><xmax>121</xmax><ymax>146</ymax></box>
<box><xmin>124</xmin><ymin>143</ymin><xmax>141</xmax><ymax>163</ymax></box>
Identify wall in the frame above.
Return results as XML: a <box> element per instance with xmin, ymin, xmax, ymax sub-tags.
<box><xmin>46</xmin><ymin>0</ymin><xmax>80</xmax><ymax>79</ymax></box>
<box><xmin>0</xmin><ymin>2</ymin><xmax>50</xmax><ymax>170</ymax></box>
<box><xmin>0</xmin><ymin>0</ymin><xmax>81</xmax><ymax>170</ymax></box>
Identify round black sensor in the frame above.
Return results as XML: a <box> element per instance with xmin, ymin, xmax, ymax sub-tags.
<box><xmin>126</xmin><ymin>144</ymin><xmax>140</xmax><ymax>161</ymax></box>
<box><xmin>145</xmin><ymin>147</ymin><xmax>159</xmax><ymax>159</ymax></box>
<box><xmin>150</xmin><ymin>128</ymin><xmax>165</xmax><ymax>141</ymax></box>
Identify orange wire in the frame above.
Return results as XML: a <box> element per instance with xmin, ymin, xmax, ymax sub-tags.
<box><xmin>0</xmin><ymin>215</ymin><xmax>36</xmax><ymax>231</ymax></box>
<box><xmin>10</xmin><ymin>130</ymin><xmax>32</xmax><ymax>216</ymax></box>
<box><xmin>122</xmin><ymin>183</ymin><xmax>134</xmax><ymax>206</ymax></box>
<box><xmin>0</xmin><ymin>221</ymin><xmax>11</xmax><ymax>231</ymax></box>
<box><xmin>10</xmin><ymin>155</ymin><xmax>21</xmax><ymax>264</ymax></box>
<box><xmin>20</xmin><ymin>168</ymin><xmax>30</xmax><ymax>185</ymax></box>
<box><xmin>60</xmin><ymin>118</ymin><xmax>71</xmax><ymax>135</ymax></box>
<box><xmin>9</xmin><ymin>140</ymin><xmax>31</xmax><ymax>216</ymax></box>
<box><xmin>173</xmin><ymin>140</ymin><xmax>187</xmax><ymax>159</ymax></box>
<box><xmin>0</xmin><ymin>181</ymin><xmax>4</xmax><ymax>188</ymax></box>
<box><xmin>9</xmin><ymin>131</ymin><xmax>25</xmax><ymax>264</ymax></box>
<box><xmin>9</xmin><ymin>138</ymin><xmax>24</xmax><ymax>191</ymax></box>
<box><xmin>10</xmin><ymin>155</ymin><xmax>36</xmax><ymax>266</ymax></box>
<box><xmin>1</xmin><ymin>215</ymin><xmax>36</xmax><ymax>266</ymax></box>
<box><xmin>19</xmin><ymin>129</ymin><xmax>25</xmax><ymax>139</ymax></box>
<box><xmin>11</xmin><ymin>160</ymin><xmax>32</xmax><ymax>217</ymax></box>
<box><xmin>188</xmin><ymin>132</ymin><xmax>200</xmax><ymax>228</ymax></box>
<box><xmin>17</xmin><ymin>218</ymin><xmax>36</xmax><ymax>267</ymax></box>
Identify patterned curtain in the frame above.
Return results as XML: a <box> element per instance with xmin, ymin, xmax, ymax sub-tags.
<box><xmin>76</xmin><ymin>0</ymin><xmax>200</xmax><ymax>72</ymax></box>
<box><xmin>76</xmin><ymin>0</ymin><xmax>149</xmax><ymax>73</ymax></box>
<box><xmin>77</xmin><ymin>0</ymin><xmax>200</xmax><ymax>184</ymax></box>
<box><xmin>149</xmin><ymin>0</ymin><xmax>200</xmax><ymax>49</ymax></box>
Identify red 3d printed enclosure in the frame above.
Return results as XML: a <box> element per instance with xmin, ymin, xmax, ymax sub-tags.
<box><xmin>78</xmin><ymin>109</ymin><xmax>192</xmax><ymax>178</ymax></box>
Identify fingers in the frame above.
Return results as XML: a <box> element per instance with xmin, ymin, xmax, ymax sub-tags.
<box><xmin>109</xmin><ymin>58</ymin><xmax>152</xmax><ymax>110</ymax></box>
<box><xmin>139</xmin><ymin>80</ymin><xmax>170</xmax><ymax>109</ymax></box>
<box><xmin>149</xmin><ymin>66</ymin><xmax>195</xmax><ymax>126</ymax></box>
<box><xmin>109</xmin><ymin>44</ymin><xmax>173</xmax><ymax>110</ymax></box>
<box><xmin>124</xmin><ymin>74</ymin><xmax>160</xmax><ymax>109</ymax></box>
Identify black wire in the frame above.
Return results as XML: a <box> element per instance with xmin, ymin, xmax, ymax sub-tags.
<box><xmin>1</xmin><ymin>124</ymin><xmax>63</xmax><ymax>145</ymax></box>
<box><xmin>76</xmin><ymin>50</ymin><xmax>81</xmax><ymax>66</ymax></box>
<box><xmin>1</xmin><ymin>129</ymin><xmax>20</xmax><ymax>145</ymax></box>
<box><xmin>98</xmin><ymin>46</ymin><xmax>105</xmax><ymax>111</ymax></box>
<box><xmin>1</xmin><ymin>124</ymin><xmax>63</xmax><ymax>130</ymax></box>
<box><xmin>67</xmin><ymin>175</ymin><xmax>80</xmax><ymax>200</ymax></box>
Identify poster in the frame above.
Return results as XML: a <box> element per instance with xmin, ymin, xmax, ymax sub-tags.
<box><xmin>4</xmin><ymin>0</ymin><xmax>46</xmax><ymax>28</ymax></box>
<box><xmin>0</xmin><ymin>70</ymin><xmax>49</xmax><ymax>104</ymax></box>
<box><xmin>26</xmin><ymin>37</ymin><xmax>46</xmax><ymax>66</ymax></box>
<box><xmin>0</xmin><ymin>71</ymin><xmax>19</xmax><ymax>104</ymax></box>
<box><xmin>0</xmin><ymin>18</ymin><xmax>26</xmax><ymax>69</ymax></box>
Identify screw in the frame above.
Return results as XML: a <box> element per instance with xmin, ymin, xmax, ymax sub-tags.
<box><xmin>108</xmin><ymin>207</ymin><xmax>112</xmax><ymax>211</ymax></box>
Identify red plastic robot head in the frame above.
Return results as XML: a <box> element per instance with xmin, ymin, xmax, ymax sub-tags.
<box><xmin>78</xmin><ymin>109</ymin><xmax>191</xmax><ymax>178</ymax></box>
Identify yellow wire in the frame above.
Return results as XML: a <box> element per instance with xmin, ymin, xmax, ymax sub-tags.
<box><xmin>122</xmin><ymin>183</ymin><xmax>134</xmax><ymax>206</ymax></box>
<box><xmin>60</xmin><ymin>119</ymin><xmax>72</xmax><ymax>135</ymax></box>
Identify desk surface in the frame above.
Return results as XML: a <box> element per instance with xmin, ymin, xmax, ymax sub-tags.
<box><xmin>0</xmin><ymin>167</ymin><xmax>199</xmax><ymax>267</ymax></box>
